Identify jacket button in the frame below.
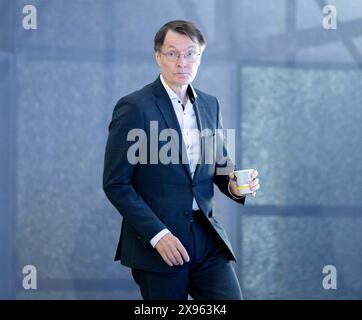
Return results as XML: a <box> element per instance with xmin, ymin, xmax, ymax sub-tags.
<box><xmin>184</xmin><ymin>211</ymin><xmax>190</xmax><ymax>216</ymax></box>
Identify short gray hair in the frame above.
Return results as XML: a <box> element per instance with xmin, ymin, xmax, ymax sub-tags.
<box><xmin>154</xmin><ymin>20</ymin><xmax>207</xmax><ymax>52</ymax></box>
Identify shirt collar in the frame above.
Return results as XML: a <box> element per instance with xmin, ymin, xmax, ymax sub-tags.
<box><xmin>160</xmin><ymin>74</ymin><xmax>197</xmax><ymax>104</ymax></box>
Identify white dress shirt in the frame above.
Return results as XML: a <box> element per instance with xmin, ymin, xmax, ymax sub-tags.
<box><xmin>150</xmin><ymin>75</ymin><xmax>243</xmax><ymax>247</ymax></box>
<box><xmin>150</xmin><ymin>75</ymin><xmax>201</xmax><ymax>247</ymax></box>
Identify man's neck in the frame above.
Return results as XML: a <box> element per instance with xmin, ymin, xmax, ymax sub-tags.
<box><xmin>162</xmin><ymin>76</ymin><xmax>188</xmax><ymax>104</ymax></box>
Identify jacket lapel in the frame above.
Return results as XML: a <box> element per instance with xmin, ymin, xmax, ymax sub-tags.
<box><xmin>152</xmin><ymin>77</ymin><xmax>193</xmax><ymax>180</ymax></box>
<box><xmin>192</xmin><ymin>97</ymin><xmax>206</xmax><ymax>182</ymax></box>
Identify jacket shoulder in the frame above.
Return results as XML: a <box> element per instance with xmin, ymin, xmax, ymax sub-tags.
<box><xmin>194</xmin><ymin>88</ymin><xmax>219</xmax><ymax>110</ymax></box>
<box><xmin>112</xmin><ymin>82</ymin><xmax>155</xmax><ymax>116</ymax></box>
<box><xmin>117</xmin><ymin>82</ymin><xmax>154</xmax><ymax>106</ymax></box>
<box><xmin>195</xmin><ymin>88</ymin><xmax>218</xmax><ymax>102</ymax></box>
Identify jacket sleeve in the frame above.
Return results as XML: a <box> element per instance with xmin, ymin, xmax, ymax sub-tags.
<box><xmin>213</xmin><ymin>97</ymin><xmax>246</xmax><ymax>205</ymax></box>
<box><xmin>103</xmin><ymin>97</ymin><xmax>167</xmax><ymax>247</ymax></box>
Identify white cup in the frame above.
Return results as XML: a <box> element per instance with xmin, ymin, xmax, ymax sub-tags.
<box><xmin>234</xmin><ymin>169</ymin><xmax>254</xmax><ymax>195</ymax></box>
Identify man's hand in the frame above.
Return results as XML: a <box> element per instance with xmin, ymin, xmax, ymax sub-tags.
<box><xmin>229</xmin><ymin>169</ymin><xmax>260</xmax><ymax>197</ymax></box>
<box><xmin>155</xmin><ymin>233</ymin><xmax>190</xmax><ymax>267</ymax></box>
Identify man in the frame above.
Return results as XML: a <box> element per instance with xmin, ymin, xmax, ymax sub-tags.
<box><xmin>103</xmin><ymin>20</ymin><xmax>260</xmax><ymax>300</ymax></box>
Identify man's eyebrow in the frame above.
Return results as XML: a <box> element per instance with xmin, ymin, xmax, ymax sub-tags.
<box><xmin>166</xmin><ymin>45</ymin><xmax>197</xmax><ymax>50</ymax></box>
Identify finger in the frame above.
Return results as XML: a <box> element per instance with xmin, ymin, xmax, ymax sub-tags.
<box><xmin>162</xmin><ymin>254</ymin><xmax>173</xmax><ymax>267</ymax></box>
<box><xmin>250</xmin><ymin>182</ymin><xmax>260</xmax><ymax>191</ymax></box>
<box><xmin>166</xmin><ymin>250</ymin><xmax>180</xmax><ymax>266</ymax></box>
<box><xmin>250</xmin><ymin>178</ymin><xmax>259</xmax><ymax>188</ymax></box>
<box><xmin>177</xmin><ymin>243</ymin><xmax>190</xmax><ymax>263</ymax></box>
<box><xmin>252</xmin><ymin>169</ymin><xmax>258</xmax><ymax>179</ymax></box>
<box><xmin>170</xmin><ymin>246</ymin><xmax>184</xmax><ymax>265</ymax></box>
<box><xmin>231</xmin><ymin>185</ymin><xmax>242</xmax><ymax>197</ymax></box>
<box><xmin>167</xmin><ymin>242</ymin><xmax>183</xmax><ymax>265</ymax></box>
<box><xmin>229</xmin><ymin>172</ymin><xmax>236</xmax><ymax>181</ymax></box>
<box><xmin>229</xmin><ymin>179</ymin><xmax>238</xmax><ymax>187</ymax></box>
<box><xmin>250</xmin><ymin>183</ymin><xmax>260</xmax><ymax>193</ymax></box>
<box><xmin>252</xmin><ymin>191</ymin><xmax>256</xmax><ymax>197</ymax></box>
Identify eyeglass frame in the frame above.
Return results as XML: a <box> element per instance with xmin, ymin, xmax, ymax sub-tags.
<box><xmin>158</xmin><ymin>49</ymin><xmax>201</xmax><ymax>63</ymax></box>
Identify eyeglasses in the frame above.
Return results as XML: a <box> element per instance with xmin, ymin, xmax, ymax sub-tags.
<box><xmin>160</xmin><ymin>50</ymin><xmax>200</xmax><ymax>63</ymax></box>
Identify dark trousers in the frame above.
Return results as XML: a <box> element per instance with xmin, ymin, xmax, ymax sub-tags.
<box><xmin>131</xmin><ymin>211</ymin><xmax>243</xmax><ymax>300</ymax></box>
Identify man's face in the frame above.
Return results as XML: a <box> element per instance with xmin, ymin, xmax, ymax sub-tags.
<box><xmin>155</xmin><ymin>30</ymin><xmax>203</xmax><ymax>88</ymax></box>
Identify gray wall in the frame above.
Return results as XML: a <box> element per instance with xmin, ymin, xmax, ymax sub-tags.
<box><xmin>1</xmin><ymin>0</ymin><xmax>362</xmax><ymax>299</ymax></box>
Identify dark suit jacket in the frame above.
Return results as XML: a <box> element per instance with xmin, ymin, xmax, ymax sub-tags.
<box><xmin>103</xmin><ymin>76</ymin><xmax>245</xmax><ymax>273</ymax></box>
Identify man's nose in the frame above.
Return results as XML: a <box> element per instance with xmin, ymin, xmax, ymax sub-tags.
<box><xmin>176</xmin><ymin>54</ymin><xmax>187</xmax><ymax>67</ymax></box>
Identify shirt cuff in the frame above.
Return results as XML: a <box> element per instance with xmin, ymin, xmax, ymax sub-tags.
<box><xmin>228</xmin><ymin>181</ymin><xmax>246</xmax><ymax>200</ymax></box>
<box><xmin>150</xmin><ymin>228</ymin><xmax>171</xmax><ymax>248</ymax></box>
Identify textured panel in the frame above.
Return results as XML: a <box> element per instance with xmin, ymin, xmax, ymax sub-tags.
<box><xmin>230</xmin><ymin>0</ymin><xmax>288</xmax><ymax>61</ymax></box>
<box><xmin>15</xmin><ymin>58</ymin><xmax>156</xmax><ymax>290</ymax></box>
<box><xmin>241</xmin><ymin>214</ymin><xmax>362</xmax><ymax>299</ymax></box>
<box><xmin>15</xmin><ymin>0</ymin><xmax>217</xmax><ymax>53</ymax></box>
<box><xmin>231</xmin><ymin>0</ymin><xmax>362</xmax><ymax>64</ymax></box>
<box><xmin>0</xmin><ymin>53</ymin><xmax>15</xmax><ymax>299</ymax></box>
<box><xmin>320</xmin><ymin>0</ymin><xmax>362</xmax><ymax>22</ymax></box>
<box><xmin>353</xmin><ymin>35</ymin><xmax>362</xmax><ymax>53</ymax></box>
<box><xmin>0</xmin><ymin>1</ymin><xmax>12</xmax><ymax>51</ymax></box>
<box><xmin>15</xmin><ymin>0</ymin><xmax>108</xmax><ymax>51</ymax></box>
<box><xmin>232</xmin><ymin>0</ymin><xmax>285</xmax><ymax>40</ymax></box>
<box><xmin>111</xmin><ymin>0</ymin><xmax>217</xmax><ymax>52</ymax></box>
<box><xmin>294</xmin><ymin>0</ymin><xmax>361</xmax><ymax>64</ymax></box>
<box><xmin>241</xmin><ymin>66</ymin><xmax>362</xmax><ymax>206</ymax></box>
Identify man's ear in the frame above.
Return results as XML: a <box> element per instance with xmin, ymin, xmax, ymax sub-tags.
<box><xmin>196</xmin><ymin>54</ymin><xmax>202</xmax><ymax>67</ymax></box>
<box><xmin>155</xmin><ymin>51</ymin><xmax>161</xmax><ymax>66</ymax></box>
<box><xmin>197</xmin><ymin>45</ymin><xmax>206</xmax><ymax>66</ymax></box>
<box><xmin>197</xmin><ymin>55</ymin><xmax>202</xmax><ymax>67</ymax></box>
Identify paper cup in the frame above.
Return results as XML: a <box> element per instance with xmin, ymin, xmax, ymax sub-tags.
<box><xmin>234</xmin><ymin>169</ymin><xmax>254</xmax><ymax>195</ymax></box>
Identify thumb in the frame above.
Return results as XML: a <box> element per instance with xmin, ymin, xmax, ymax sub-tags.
<box><xmin>229</xmin><ymin>172</ymin><xmax>236</xmax><ymax>180</ymax></box>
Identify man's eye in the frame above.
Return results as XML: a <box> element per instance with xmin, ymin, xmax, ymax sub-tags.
<box><xmin>168</xmin><ymin>51</ymin><xmax>177</xmax><ymax>57</ymax></box>
<box><xmin>186</xmin><ymin>51</ymin><xmax>195</xmax><ymax>57</ymax></box>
